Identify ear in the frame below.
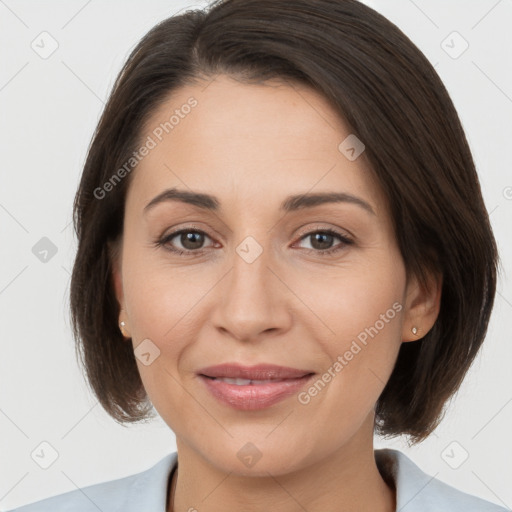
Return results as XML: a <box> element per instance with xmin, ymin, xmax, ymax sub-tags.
<box><xmin>109</xmin><ymin>238</ymin><xmax>132</xmax><ymax>339</ymax></box>
<box><xmin>401</xmin><ymin>267</ymin><xmax>442</xmax><ymax>342</ymax></box>
<box><xmin>108</xmin><ymin>238</ymin><xmax>125</xmax><ymax>310</ymax></box>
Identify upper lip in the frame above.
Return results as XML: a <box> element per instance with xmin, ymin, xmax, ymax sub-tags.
<box><xmin>197</xmin><ymin>363</ymin><xmax>315</xmax><ymax>380</ymax></box>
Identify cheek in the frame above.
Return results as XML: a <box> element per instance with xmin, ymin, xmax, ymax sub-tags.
<box><xmin>122</xmin><ymin>240</ymin><xmax>210</xmax><ymax>338</ymax></box>
<box><xmin>289</xmin><ymin>258</ymin><xmax>405</xmax><ymax>345</ymax></box>
<box><xmin>122</xmin><ymin>262</ymin><xmax>203</xmax><ymax>416</ymax></box>
<box><xmin>293</xmin><ymin>256</ymin><xmax>405</xmax><ymax>404</ymax></box>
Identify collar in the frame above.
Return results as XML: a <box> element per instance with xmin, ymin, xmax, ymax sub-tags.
<box><xmin>122</xmin><ymin>448</ymin><xmax>505</xmax><ymax>512</ymax></box>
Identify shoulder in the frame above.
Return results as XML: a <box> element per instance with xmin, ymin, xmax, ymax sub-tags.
<box><xmin>375</xmin><ymin>448</ymin><xmax>509</xmax><ymax>512</ymax></box>
<box><xmin>5</xmin><ymin>452</ymin><xmax>177</xmax><ymax>512</ymax></box>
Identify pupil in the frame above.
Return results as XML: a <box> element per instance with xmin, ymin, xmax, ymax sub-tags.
<box><xmin>182</xmin><ymin>232</ymin><xmax>203</xmax><ymax>249</ymax></box>
<box><xmin>312</xmin><ymin>233</ymin><xmax>332</xmax><ymax>250</ymax></box>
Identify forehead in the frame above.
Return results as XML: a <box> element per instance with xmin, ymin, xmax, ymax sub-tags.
<box><xmin>126</xmin><ymin>74</ymin><xmax>387</xmax><ymax>218</ymax></box>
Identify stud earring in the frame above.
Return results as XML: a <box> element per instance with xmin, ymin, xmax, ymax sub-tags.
<box><xmin>411</xmin><ymin>326</ymin><xmax>418</xmax><ymax>335</ymax></box>
<box><xmin>119</xmin><ymin>321</ymin><xmax>126</xmax><ymax>335</ymax></box>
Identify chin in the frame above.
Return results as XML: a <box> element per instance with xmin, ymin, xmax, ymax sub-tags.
<box><xmin>195</xmin><ymin>436</ymin><xmax>315</xmax><ymax>477</ymax></box>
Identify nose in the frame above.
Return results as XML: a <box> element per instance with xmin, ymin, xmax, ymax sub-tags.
<box><xmin>210</xmin><ymin>241</ymin><xmax>292</xmax><ymax>343</ymax></box>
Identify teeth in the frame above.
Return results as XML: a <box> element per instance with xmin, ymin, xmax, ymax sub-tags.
<box><xmin>213</xmin><ymin>377</ymin><xmax>277</xmax><ymax>385</ymax></box>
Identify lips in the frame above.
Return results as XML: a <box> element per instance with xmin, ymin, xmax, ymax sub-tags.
<box><xmin>197</xmin><ymin>363</ymin><xmax>314</xmax><ymax>381</ymax></box>
<box><xmin>197</xmin><ymin>363</ymin><xmax>316</xmax><ymax>410</ymax></box>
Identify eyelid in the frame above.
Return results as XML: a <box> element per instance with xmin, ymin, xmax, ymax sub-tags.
<box><xmin>161</xmin><ymin>222</ymin><xmax>214</xmax><ymax>238</ymax></box>
<box><xmin>160</xmin><ymin>222</ymin><xmax>353</xmax><ymax>241</ymax></box>
<box><xmin>161</xmin><ymin>224</ymin><xmax>217</xmax><ymax>247</ymax></box>
<box><xmin>293</xmin><ymin>223</ymin><xmax>354</xmax><ymax>241</ymax></box>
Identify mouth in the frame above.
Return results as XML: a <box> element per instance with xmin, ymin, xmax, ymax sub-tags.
<box><xmin>200</xmin><ymin>375</ymin><xmax>314</xmax><ymax>385</ymax></box>
<box><xmin>196</xmin><ymin>364</ymin><xmax>316</xmax><ymax>410</ymax></box>
<box><xmin>197</xmin><ymin>362</ymin><xmax>314</xmax><ymax>380</ymax></box>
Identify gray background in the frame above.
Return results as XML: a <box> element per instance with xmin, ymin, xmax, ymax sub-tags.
<box><xmin>1</xmin><ymin>0</ymin><xmax>511</xmax><ymax>509</ymax></box>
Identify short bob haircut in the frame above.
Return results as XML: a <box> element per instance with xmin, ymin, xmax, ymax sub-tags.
<box><xmin>70</xmin><ymin>0</ymin><xmax>499</xmax><ymax>444</ymax></box>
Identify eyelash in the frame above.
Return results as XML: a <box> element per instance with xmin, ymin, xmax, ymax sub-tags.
<box><xmin>154</xmin><ymin>227</ymin><xmax>354</xmax><ymax>257</ymax></box>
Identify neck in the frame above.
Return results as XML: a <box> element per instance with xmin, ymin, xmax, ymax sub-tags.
<box><xmin>168</xmin><ymin>419</ymin><xmax>395</xmax><ymax>512</ymax></box>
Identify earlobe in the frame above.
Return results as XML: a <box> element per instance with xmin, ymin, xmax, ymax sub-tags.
<box><xmin>118</xmin><ymin>313</ymin><xmax>131</xmax><ymax>339</ymax></box>
<box><xmin>402</xmin><ymin>268</ymin><xmax>443</xmax><ymax>342</ymax></box>
<box><xmin>108</xmin><ymin>239</ymin><xmax>131</xmax><ymax>340</ymax></box>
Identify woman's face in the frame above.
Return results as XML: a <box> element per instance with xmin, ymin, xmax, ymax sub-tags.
<box><xmin>112</xmin><ymin>74</ymin><xmax>429</xmax><ymax>475</ymax></box>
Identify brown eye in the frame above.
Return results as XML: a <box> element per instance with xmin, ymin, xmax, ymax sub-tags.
<box><xmin>176</xmin><ymin>231</ymin><xmax>206</xmax><ymax>250</ymax></box>
<box><xmin>295</xmin><ymin>229</ymin><xmax>354</xmax><ymax>256</ymax></box>
<box><xmin>158</xmin><ymin>229</ymin><xmax>214</xmax><ymax>255</ymax></box>
<box><xmin>309</xmin><ymin>232</ymin><xmax>336</xmax><ymax>250</ymax></box>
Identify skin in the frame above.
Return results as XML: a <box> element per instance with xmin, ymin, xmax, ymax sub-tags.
<box><xmin>111</xmin><ymin>74</ymin><xmax>442</xmax><ymax>512</ymax></box>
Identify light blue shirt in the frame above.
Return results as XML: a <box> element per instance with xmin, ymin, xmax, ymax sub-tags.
<box><xmin>5</xmin><ymin>449</ymin><xmax>508</xmax><ymax>511</ymax></box>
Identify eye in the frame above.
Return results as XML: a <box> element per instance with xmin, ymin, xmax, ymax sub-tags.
<box><xmin>294</xmin><ymin>228</ymin><xmax>354</xmax><ymax>256</ymax></box>
<box><xmin>154</xmin><ymin>227</ymin><xmax>354</xmax><ymax>257</ymax></box>
<box><xmin>156</xmin><ymin>228</ymin><xmax>215</xmax><ymax>256</ymax></box>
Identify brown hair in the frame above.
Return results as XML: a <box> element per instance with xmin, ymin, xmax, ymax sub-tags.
<box><xmin>70</xmin><ymin>0</ymin><xmax>499</xmax><ymax>443</ymax></box>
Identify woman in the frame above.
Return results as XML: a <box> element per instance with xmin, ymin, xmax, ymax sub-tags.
<box><xmin>8</xmin><ymin>0</ymin><xmax>506</xmax><ymax>510</ymax></box>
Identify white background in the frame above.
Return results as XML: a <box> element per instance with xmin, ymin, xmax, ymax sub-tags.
<box><xmin>0</xmin><ymin>0</ymin><xmax>511</xmax><ymax>509</ymax></box>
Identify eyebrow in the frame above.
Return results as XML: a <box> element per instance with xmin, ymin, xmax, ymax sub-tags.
<box><xmin>143</xmin><ymin>187</ymin><xmax>376</xmax><ymax>216</ymax></box>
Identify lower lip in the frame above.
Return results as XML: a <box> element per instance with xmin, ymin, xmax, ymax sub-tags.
<box><xmin>198</xmin><ymin>374</ymin><xmax>315</xmax><ymax>410</ymax></box>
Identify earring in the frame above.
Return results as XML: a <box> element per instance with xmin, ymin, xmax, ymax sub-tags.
<box><xmin>411</xmin><ymin>326</ymin><xmax>418</xmax><ymax>335</ymax></box>
<box><xmin>119</xmin><ymin>308</ymin><xmax>128</xmax><ymax>337</ymax></box>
